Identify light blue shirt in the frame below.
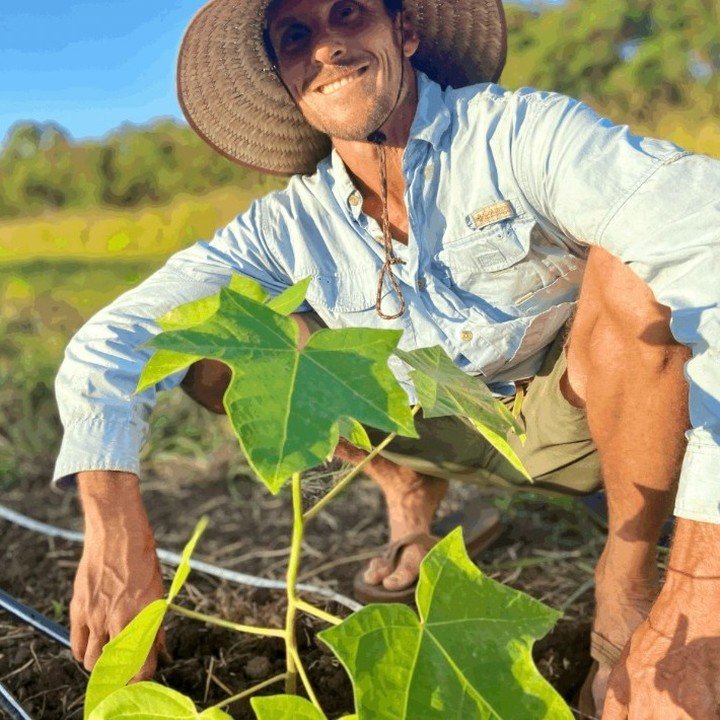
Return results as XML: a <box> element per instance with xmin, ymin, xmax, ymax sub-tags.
<box><xmin>54</xmin><ymin>73</ymin><xmax>720</xmax><ymax>523</ymax></box>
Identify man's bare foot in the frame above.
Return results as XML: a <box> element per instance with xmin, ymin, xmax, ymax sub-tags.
<box><xmin>334</xmin><ymin>440</ymin><xmax>449</xmax><ymax>592</ymax></box>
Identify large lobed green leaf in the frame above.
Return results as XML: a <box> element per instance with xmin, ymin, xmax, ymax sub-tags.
<box><xmin>320</xmin><ymin>529</ymin><xmax>572</xmax><ymax>720</ymax></box>
<box><xmin>136</xmin><ymin>276</ymin><xmax>291</xmax><ymax>388</ymax></box>
<box><xmin>396</xmin><ymin>347</ymin><xmax>530</xmax><ymax>480</ymax></box>
<box><xmin>137</xmin><ymin>277</ymin><xmax>416</xmax><ymax>492</ymax></box>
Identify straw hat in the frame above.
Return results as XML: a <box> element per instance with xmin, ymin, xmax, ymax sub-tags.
<box><xmin>177</xmin><ymin>0</ymin><xmax>507</xmax><ymax>176</ymax></box>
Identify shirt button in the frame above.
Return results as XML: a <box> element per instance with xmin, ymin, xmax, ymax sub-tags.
<box><xmin>460</xmin><ymin>330</ymin><xmax>473</xmax><ymax>342</ymax></box>
<box><xmin>424</xmin><ymin>164</ymin><xmax>434</xmax><ymax>181</ymax></box>
<box><xmin>417</xmin><ymin>277</ymin><xmax>427</xmax><ymax>291</ymax></box>
<box><xmin>349</xmin><ymin>192</ymin><xmax>361</xmax><ymax>207</ymax></box>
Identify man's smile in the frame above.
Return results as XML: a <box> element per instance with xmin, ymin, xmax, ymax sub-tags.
<box><xmin>314</xmin><ymin>65</ymin><xmax>369</xmax><ymax>95</ymax></box>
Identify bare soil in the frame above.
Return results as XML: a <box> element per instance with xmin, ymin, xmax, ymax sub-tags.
<box><xmin>0</xmin><ymin>448</ymin><xmax>606</xmax><ymax>719</ymax></box>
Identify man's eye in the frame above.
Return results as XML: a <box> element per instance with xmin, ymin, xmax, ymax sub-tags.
<box><xmin>282</xmin><ymin>26</ymin><xmax>309</xmax><ymax>49</ymax></box>
<box><xmin>334</xmin><ymin>1</ymin><xmax>360</xmax><ymax>21</ymax></box>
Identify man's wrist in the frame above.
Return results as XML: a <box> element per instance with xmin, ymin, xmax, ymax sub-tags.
<box><xmin>649</xmin><ymin>566</ymin><xmax>720</xmax><ymax>639</ymax></box>
<box><xmin>669</xmin><ymin>517</ymin><xmax>720</xmax><ymax>578</ymax></box>
<box><xmin>77</xmin><ymin>471</ymin><xmax>151</xmax><ymax>535</ymax></box>
<box><xmin>645</xmin><ymin>519</ymin><xmax>720</xmax><ymax>639</ymax></box>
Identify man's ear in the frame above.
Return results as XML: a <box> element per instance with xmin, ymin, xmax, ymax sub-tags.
<box><xmin>397</xmin><ymin>9</ymin><xmax>420</xmax><ymax>58</ymax></box>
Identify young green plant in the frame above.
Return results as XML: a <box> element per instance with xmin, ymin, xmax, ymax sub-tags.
<box><xmin>83</xmin><ymin>277</ymin><xmax>572</xmax><ymax>719</ymax></box>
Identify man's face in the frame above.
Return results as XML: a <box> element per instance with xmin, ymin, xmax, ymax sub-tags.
<box><xmin>266</xmin><ymin>0</ymin><xmax>416</xmax><ymax>141</ymax></box>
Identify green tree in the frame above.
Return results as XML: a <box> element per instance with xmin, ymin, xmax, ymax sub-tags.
<box><xmin>504</xmin><ymin>0</ymin><xmax>719</xmax><ymax>123</ymax></box>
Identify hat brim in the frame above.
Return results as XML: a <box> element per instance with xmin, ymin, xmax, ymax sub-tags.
<box><xmin>177</xmin><ymin>0</ymin><xmax>507</xmax><ymax>176</ymax></box>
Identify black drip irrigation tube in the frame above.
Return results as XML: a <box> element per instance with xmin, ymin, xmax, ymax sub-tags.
<box><xmin>0</xmin><ymin>684</ymin><xmax>33</xmax><ymax>720</ymax></box>
<box><xmin>0</xmin><ymin>503</ymin><xmax>362</xmax><ymax>719</ymax></box>
<box><xmin>0</xmin><ymin>590</ymin><xmax>71</xmax><ymax>649</ymax></box>
<box><xmin>0</xmin><ymin>589</ymin><xmax>70</xmax><ymax>720</ymax></box>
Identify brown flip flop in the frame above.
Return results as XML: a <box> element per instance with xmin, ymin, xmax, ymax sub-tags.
<box><xmin>353</xmin><ymin>503</ymin><xmax>503</xmax><ymax>605</ymax></box>
<box><xmin>575</xmin><ymin>630</ymin><xmax>625</xmax><ymax>719</ymax></box>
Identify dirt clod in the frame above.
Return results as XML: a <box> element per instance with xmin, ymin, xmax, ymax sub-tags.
<box><xmin>244</xmin><ymin>655</ymin><xmax>272</xmax><ymax>680</ymax></box>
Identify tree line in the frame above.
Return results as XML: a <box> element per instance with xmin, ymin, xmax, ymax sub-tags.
<box><xmin>0</xmin><ymin>120</ymin><xmax>282</xmax><ymax>219</ymax></box>
<box><xmin>1</xmin><ymin>0</ymin><xmax>716</xmax><ymax>220</ymax></box>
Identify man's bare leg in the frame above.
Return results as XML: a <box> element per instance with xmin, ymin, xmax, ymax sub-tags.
<box><xmin>563</xmin><ymin>247</ymin><xmax>691</xmax><ymax>711</ymax></box>
<box><xmin>334</xmin><ymin>440</ymin><xmax>448</xmax><ymax>591</ymax></box>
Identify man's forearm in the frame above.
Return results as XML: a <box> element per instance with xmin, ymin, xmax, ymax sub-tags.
<box><xmin>77</xmin><ymin>471</ymin><xmax>154</xmax><ymax>544</ymax></box>
<box><xmin>71</xmin><ymin>471</ymin><xmax>164</xmax><ymax>674</ymax></box>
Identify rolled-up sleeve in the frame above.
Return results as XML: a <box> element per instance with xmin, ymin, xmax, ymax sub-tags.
<box><xmin>53</xmin><ymin>199</ymin><xmax>292</xmax><ymax>489</ymax></box>
<box><xmin>515</xmin><ymin>91</ymin><xmax>720</xmax><ymax>522</ymax></box>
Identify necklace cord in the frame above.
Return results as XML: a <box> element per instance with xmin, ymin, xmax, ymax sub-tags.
<box><xmin>374</xmin><ymin>142</ymin><xmax>407</xmax><ymax>320</ymax></box>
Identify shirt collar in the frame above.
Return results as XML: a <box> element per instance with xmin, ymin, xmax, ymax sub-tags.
<box><xmin>408</xmin><ymin>71</ymin><xmax>451</xmax><ymax>149</ymax></box>
<box><xmin>329</xmin><ymin>147</ymin><xmax>362</xmax><ymax>215</ymax></box>
<box><xmin>326</xmin><ymin>71</ymin><xmax>450</xmax><ymax>211</ymax></box>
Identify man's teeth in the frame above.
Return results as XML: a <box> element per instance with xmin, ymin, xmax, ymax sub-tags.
<box><xmin>319</xmin><ymin>71</ymin><xmax>361</xmax><ymax>94</ymax></box>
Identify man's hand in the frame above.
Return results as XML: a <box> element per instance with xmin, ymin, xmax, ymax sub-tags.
<box><xmin>603</xmin><ymin>519</ymin><xmax>720</xmax><ymax>719</ymax></box>
<box><xmin>71</xmin><ymin>471</ymin><xmax>165</xmax><ymax>680</ymax></box>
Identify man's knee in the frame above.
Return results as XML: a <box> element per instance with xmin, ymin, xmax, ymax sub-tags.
<box><xmin>566</xmin><ymin>247</ymin><xmax>690</xmax><ymax>400</ymax></box>
<box><xmin>180</xmin><ymin>359</ymin><xmax>231</xmax><ymax>414</ymax></box>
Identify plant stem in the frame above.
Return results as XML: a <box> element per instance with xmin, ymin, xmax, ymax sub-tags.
<box><xmin>284</xmin><ymin>472</ymin><xmax>303</xmax><ymax>695</ymax></box>
<box><xmin>169</xmin><ymin>604</ymin><xmax>285</xmax><ymax>639</ymax></box>
<box><xmin>295</xmin><ymin>598</ymin><xmax>342</xmax><ymax>626</ymax></box>
<box><xmin>290</xmin><ymin>646</ymin><xmax>321</xmax><ymax>709</ymax></box>
<box><xmin>303</xmin><ymin>404</ymin><xmax>421</xmax><ymax>523</ymax></box>
<box><xmin>208</xmin><ymin>673</ymin><xmax>288</xmax><ymax>710</ymax></box>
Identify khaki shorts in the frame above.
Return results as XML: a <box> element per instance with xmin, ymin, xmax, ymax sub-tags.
<box><xmin>367</xmin><ymin>329</ymin><xmax>602</xmax><ymax>496</ymax></box>
<box><xmin>299</xmin><ymin>312</ymin><xmax>602</xmax><ymax>496</ymax></box>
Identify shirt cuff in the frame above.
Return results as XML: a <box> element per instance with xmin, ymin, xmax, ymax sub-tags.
<box><xmin>52</xmin><ymin>415</ymin><xmax>147</xmax><ymax>491</ymax></box>
<box><xmin>674</xmin><ymin>441</ymin><xmax>720</xmax><ymax>523</ymax></box>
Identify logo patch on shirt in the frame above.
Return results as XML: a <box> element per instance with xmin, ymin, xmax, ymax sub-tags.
<box><xmin>467</xmin><ymin>200</ymin><xmax>515</xmax><ymax>230</ymax></box>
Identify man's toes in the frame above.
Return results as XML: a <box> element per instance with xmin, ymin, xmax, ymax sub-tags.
<box><xmin>382</xmin><ymin>545</ymin><xmax>427</xmax><ymax>591</ymax></box>
<box><xmin>382</xmin><ymin>563</ymin><xmax>418</xmax><ymax>591</ymax></box>
<box><xmin>363</xmin><ymin>557</ymin><xmax>392</xmax><ymax>585</ymax></box>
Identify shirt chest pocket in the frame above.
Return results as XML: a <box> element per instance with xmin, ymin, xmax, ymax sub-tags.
<box><xmin>305</xmin><ymin>273</ymin><xmax>383</xmax><ymax>323</ymax></box>
<box><xmin>433</xmin><ymin>216</ymin><xmax>582</xmax><ymax>314</ymax></box>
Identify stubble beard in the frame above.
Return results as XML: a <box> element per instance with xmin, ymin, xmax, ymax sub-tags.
<box><xmin>300</xmin><ymin>76</ymin><xmax>398</xmax><ymax>141</ymax></box>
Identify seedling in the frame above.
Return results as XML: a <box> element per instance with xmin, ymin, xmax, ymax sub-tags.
<box><xmin>84</xmin><ymin>277</ymin><xmax>572</xmax><ymax>719</ymax></box>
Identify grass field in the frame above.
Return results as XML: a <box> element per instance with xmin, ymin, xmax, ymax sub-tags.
<box><xmin>0</xmin><ymin>185</ymin><xmax>263</xmax><ymax>487</ymax></box>
<box><xmin>0</xmin><ymin>185</ymin><xmax>264</xmax><ymax>264</ymax></box>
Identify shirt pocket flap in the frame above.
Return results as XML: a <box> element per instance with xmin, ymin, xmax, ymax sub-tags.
<box><xmin>437</xmin><ymin>217</ymin><xmax>532</xmax><ymax>273</ymax></box>
<box><xmin>306</xmin><ymin>273</ymin><xmax>379</xmax><ymax>313</ymax></box>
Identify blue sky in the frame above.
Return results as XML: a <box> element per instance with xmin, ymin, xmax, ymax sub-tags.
<box><xmin>0</xmin><ymin>1</ymin><xmax>201</xmax><ymax>143</ymax></box>
<box><xmin>0</xmin><ymin>0</ymin><xmax>564</xmax><ymax>144</ymax></box>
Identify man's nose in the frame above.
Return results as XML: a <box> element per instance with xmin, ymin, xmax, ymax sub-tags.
<box><xmin>312</xmin><ymin>29</ymin><xmax>347</xmax><ymax>66</ymax></box>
